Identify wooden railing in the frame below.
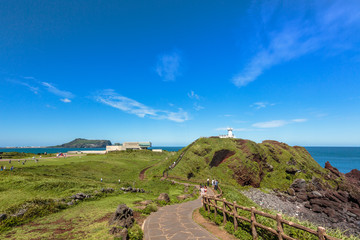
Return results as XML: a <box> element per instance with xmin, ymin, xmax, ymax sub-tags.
<box><xmin>202</xmin><ymin>195</ymin><xmax>341</xmax><ymax>240</ymax></box>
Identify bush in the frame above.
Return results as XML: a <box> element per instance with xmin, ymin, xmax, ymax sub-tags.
<box><xmin>142</xmin><ymin>203</ymin><xmax>158</xmax><ymax>215</ymax></box>
<box><xmin>128</xmin><ymin>224</ymin><xmax>143</xmax><ymax>240</ymax></box>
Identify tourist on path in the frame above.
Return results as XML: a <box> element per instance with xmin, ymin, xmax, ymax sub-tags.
<box><xmin>214</xmin><ymin>179</ymin><xmax>219</xmax><ymax>190</ymax></box>
<box><xmin>207</xmin><ymin>178</ymin><xmax>210</xmax><ymax>186</ymax></box>
<box><xmin>101</xmin><ymin>178</ymin><xmax>103</xmax><ymax>182</ymax></box>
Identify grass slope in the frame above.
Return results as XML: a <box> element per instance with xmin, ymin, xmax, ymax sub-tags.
<box><xmin>0</xmin><ymin>150</ymin><xmax>196</xmax><ymax>239</ymax></box>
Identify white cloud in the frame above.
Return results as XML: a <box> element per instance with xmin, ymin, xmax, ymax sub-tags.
<box><xmin>42</xmin><ymin>82</ymin><xmax>74</xmax><ymax>99</ymax></box>
<box><xmin>60</xmin><ymin>98</ymin><xmax>71</xmax><ymax>103</ymax></box>
<box><xmin>252</xmin><ymin>120</ymin><xmax>288</xmax><ymax>128</ymax></box>
<box><xmin>233</xmin><ymin>0</ymin><xmax>360</xmax><ymax>87</ymax></box>
<box><xmin>253</xmin><ymin>118</ymin><xmax>308</xmax><ymax>128</ymax></box>
<box><xmin>250</xmin><ymin>102</ymin><xmax>275</xmax><ymax>109</ymax></box>
<box><xmin>96</xmin><ymin>89</ymin><xmax>189</xmax><ymax>123</ymax></box>
<box><xmin>188</xmin><ymin>91</ymin><xmax>200</xmax><ymax>100</ymax></box>
<box><xmin>156</xmin><ymin>51</ymin><xmax>181</xmax><ymax>81</ymax></box>
<box><xmin>292</xmin><ymin>118</ymin><xmax>307</xmax><ymax>123</ymax></box>
<box><xmin>193</xmin><ymin>103</ymin><xmax>204</xmax><ymax>111</ymax></box>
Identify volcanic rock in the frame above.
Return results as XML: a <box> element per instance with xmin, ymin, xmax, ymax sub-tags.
<box><xmin>108</xmin><ymin>204</ymin><xmax>134</xmax><ymax>229</ymax></box>
<box><xmin>157</xmin><ymin>193</ymin><xmax>170</xmax><ymax>203</ymax></box>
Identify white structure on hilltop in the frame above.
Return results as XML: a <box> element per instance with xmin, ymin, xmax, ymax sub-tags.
<box><xmin>219</xmin><ymin>128</ymin><xmax>235</xmax><ymax>138</ymax></box>
<box><xmin>106</xmin><ymin>142</ymin><xmax>152</xmax><ymax>153</ymax></box>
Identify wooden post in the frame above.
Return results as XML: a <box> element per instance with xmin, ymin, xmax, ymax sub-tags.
<box><xmin>223</xmin><ymin>198</ymin><xmax>227</xmax><ymax>224</ymax></box>
<box><xmin>233</xmin><ymin>201</ymin><xmax>238</xmax><ymax>231</ymax></box>
<box><xmin>251</xmin><ymin>207</ymin><xmax>258</xmax><ymax>240</ymax></box>
<box><xmin>203</xmin><ymin>196</ymin><xmax>206</xmax><ymax>211</ymax></box>
<box><xmin>207</xmin><ymin>197</ymin><xmax>210</xmax><ymax>214</ymax></box>
<box><xmin>276</xmin><ymin>214</ymin><xmax>284</xmax><ymax>240</ymax></box>
<box><xmin>214</xmin><ymin>199</ymin><xmax>217</xmax><ymax>219</ymax></box>
<box><xmin>317</xmin><ymin>227</ymin><xmax>326</xmax><ymax>240</ymax></box>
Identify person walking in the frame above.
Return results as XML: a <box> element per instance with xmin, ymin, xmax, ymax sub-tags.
<box><xmin>101</xmin><ymin>178</ymin><xmax>103</xmax><ymax>182</ymax></box>
<box><xmin>215</xmin><ymin>179</ymin><xmax>219</xmax><ymax>190</ymax></box>
<box><xmin>207</xmin><ymin>178</ymin><xmax>210</xmax><ymax>186</ymax></box>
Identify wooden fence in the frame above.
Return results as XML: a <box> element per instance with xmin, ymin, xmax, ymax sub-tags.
<box><xmin>202</xmin><ymin>195</ymin><xmax>341</xmax><ymax>240</ymax></box>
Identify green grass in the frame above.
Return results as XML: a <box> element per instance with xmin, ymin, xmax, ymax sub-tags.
<box><xmin>0</xmin><ymin>150</ymin><xmax>196</xmax><ymax>239</ymax></box>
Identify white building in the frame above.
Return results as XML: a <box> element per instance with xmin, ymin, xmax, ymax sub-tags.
<box><xmin>219</xmin><ymin>128</ymin><xmax>235</xmax><ymax>138</ymax></box>
<box><xmin>106</xmin><ymin>142</ymin><xmax>152</xmax><ymax>152</ymax></box>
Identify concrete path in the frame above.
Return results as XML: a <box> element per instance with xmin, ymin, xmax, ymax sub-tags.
<box><xmin>143</xmin><ymin>185</ymin><xmax>219</xmax><ymax>240</ymax></box>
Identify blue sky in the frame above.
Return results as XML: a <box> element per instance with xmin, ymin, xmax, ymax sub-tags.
<box><xmin>1</xmin><ymin>0</ymin><xmax>360</xmax><ymax>147</ymax></box>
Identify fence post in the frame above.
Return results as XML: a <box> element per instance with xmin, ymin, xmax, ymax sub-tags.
<box><xmin>223</xmin><ymin>198</ymin><xmax>227</xmax><ymax>225</ymax></box>
<box><xmin>317</xmin><ymin>227</ymin><xmax>326</xmax><ymax>240</ymax></box>
<box><xmin>276</xmin><ymin>214</ymin><xmax>284</xmax><ymax>240</ymax></box>
<box><xmin>251</xmin><ymin>207</ymin><xmax>258</xmax><ymax>240</ymax></box>
<box><xmin>203</xmin><ymin>196</ymin><xmax>206</xmax><ymax>211</ymax></box>
<box><xmin>207</xmin><ymin>197</ymin><xmax>210</xmax><ymax>214</ymax></box>
<box><xmin>214</xmin><ymin>198</ymin><xmax>217</xmax><ymax>219</ymax></box>
<box><xmin>233</xmin><ymin>201</ymin><xmax>238</xmax><ymax>231</ymax></box>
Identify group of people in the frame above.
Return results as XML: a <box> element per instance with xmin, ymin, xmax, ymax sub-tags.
<box><xmin>206</xmin><ymin>178</ymin><xmax>219</xmax><ymax>190</ymax></box>
<box><xmin>0</xmin><ymin>165</ymin><xmax>14</xmax><ymax>171</ymax></box>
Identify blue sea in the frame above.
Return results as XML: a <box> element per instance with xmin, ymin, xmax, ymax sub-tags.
<box><xmin>0</xmin><ymin>146</ymin><xmax>184</xmax><ymax>154</ymax></box>
<box><xmin>1</xmin><ymin>146</ymin><xmax>358</xmax><ymax>173</ymax></box>
<box><xmin>305</xmin><ymin>147</ymin><xmax>360</xmax><ymax>174</ymax></box>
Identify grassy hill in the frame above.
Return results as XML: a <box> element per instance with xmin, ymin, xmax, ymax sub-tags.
<box><xmin>152</xmin><ymin>137</ymin><xmax>336</xmax><ymax>191</ymax></box>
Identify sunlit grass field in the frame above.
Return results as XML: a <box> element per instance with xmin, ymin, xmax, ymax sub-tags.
<box><xmin>0</xmin><ymin>150</ymin><xmax>192</xmax><ymax>239</ymax></box>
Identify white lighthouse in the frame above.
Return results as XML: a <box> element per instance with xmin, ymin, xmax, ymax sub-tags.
<box><xmin>219</xmin><ymin>127</ymin><xmax>235</xmax><ymax>138</ymax></box>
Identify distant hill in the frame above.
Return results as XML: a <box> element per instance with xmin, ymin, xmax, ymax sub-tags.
<box><xmin>48</xmin><ymin>138</ymin><xmax>111</xmax><ymax>148</ymax></box>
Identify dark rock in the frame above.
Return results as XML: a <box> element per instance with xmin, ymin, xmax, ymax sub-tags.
<box><xmin>323</xmin><ymin>208</ymin><xmax>336</xmax><ymax>218</ymax></box>
<box><xmin>157</xmin><ymin>193</ymin><xmax>170</xmax><ymax>203</ymax></box>
<box><xmin>71</xmin><ymin>193</ymin><xmax>91</xmax><ymax>200</ymax></box>
<box><xmin>12</xmin><ymin>208</ymin><xmax>27</xmax><ymax>217</ymax></box>
<box><xmin>109</xmin><ymin>226</ymin><xmax>128</xmax><ymax>239</ymax></box>
<box><xmin>101</xmin><ymin>188</ymin><xmax>114</xmax><ymax>193</ymax></box>
<box><xmin>297</xmin><ymin>192</ymin><xmax>308</xmax><ymax>202</ymax></box>
<box><xmin>287</xmin><ymin>188</ymin><xmax>295</xmax><ymax>196</ymax></box>
<box><xmin>325</xmin><ymin>161</ymin><xmax>341</xmax><ymax>177</ymax></box>
<box><xmin>311</xmin><ymin>204</ymin><xmax>322</xmax><ymax>213</ymax></box>
<box><xmin>307</xmin><ymin>191</ymin><xmax>322</xmax><ymax>199</ymax></box>
<box><xmin>291</xmin><ymin>179</ymin><xmax>306</xmax><ymax>191</ymax></box>
<box><xmin>0</xmin><ymin>213</ymin><xmax>7</xmax><ymax>221</ymax></box>
<box><xmin>310</xmin><ymin>177</ymin><xmax>325</xmax><ymax>191</ymax></box>
<box><xmin>108</xmin><ymin>204</ymin><xmax>134</xmax><ymax>229</ymax></box>
<box><xmin>345</xmin><ymin>169</ymin><xmax>360</xmax><ymax>183</ymax></box>
<box><xmin>287</xmin><ymin>157</ymin><xmax>297</xmax><ymax>165</ymax></box>
<box><xmin>349</xmin><ymin>208</ymin><xmax>360</xmax><ymax>217</ymax></box>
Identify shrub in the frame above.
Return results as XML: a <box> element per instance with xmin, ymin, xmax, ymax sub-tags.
<box><xmin>142</xmin><ymin>203</ymin><xmax>158</xmax><ymax>215</ymax></box>
<box><xmin>128</xmin><ymin>224</ymin><xmax>143</xmax><ymax>240</ymax></box>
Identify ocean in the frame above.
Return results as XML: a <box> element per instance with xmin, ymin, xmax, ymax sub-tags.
<box><xmin>1</xmin><ymin>146</ymin><xmax>358</xmax><ymax>173</ymax></box>
<box><xmin>305</xmin><ymin>147</ymin><xmax>360</xmax><ymax>174</ymax></box>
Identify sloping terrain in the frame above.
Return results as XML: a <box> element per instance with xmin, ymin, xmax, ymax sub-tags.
<box><xmin>160</xmin><ymin>137</ymin><xmax>360</xmax><ymax>236</ymax></box>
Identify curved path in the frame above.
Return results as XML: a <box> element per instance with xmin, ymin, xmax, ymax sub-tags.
<box><xmin>143</xmin><ymin>187</ymin><xmax>219</xmax><ymax>240</ymax></box>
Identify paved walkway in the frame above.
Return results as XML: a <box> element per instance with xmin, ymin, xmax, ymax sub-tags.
<box><xmin>143</xmin><ymin>186</ymin><xmax>219</xmax><ymax>240</ymax></box>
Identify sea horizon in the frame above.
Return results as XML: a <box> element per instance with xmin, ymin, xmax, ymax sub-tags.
<box><xmin>1</xmin><ymin>146</ymin><xmax>359</xmax><ymax>174</ymax></box>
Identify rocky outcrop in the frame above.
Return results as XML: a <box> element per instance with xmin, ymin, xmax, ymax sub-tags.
<box><xmin>157</xmin><ymin>193</ymin><xmax>170</xmax><ymax>203</ymax></box>
<box><xmin>286</xmin><ymin>172</ymin><xmax>360</xmax><ymax>235</ymax></box>
<box><xmin>120</xmin><ymin>187</ymin><xmax>145</xmax><ymax>193</ymax></box>
<box><xmin>108</xmin><ymin>204</ymin><xmax>134</xmax><ymax>239</ymax></box>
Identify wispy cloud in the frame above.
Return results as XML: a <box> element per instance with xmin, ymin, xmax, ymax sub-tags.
<box><xmin>60</xmin><ymin>98</ymin><xmax>71</xmax><ymax>103</ymax></box>
<box><xmin>188</xmin><ymin>91</ymin><xmax>200</xmax><ymax>100</ymax></box>
<box><xmin>252</xmin><ymin>119</ymin><xmax>307</xmax><ymax>128</ymax></box>
<box><xmin>95</xmin><ymin>89</ymin><xmax>189</xmax><ymax>122</ymax></box>
<box><xmin>250</xmin><ymin>102</ymin><xmax>275</xmax><ymax>109</ymax></box>
<box><xmin>193</xmin><ymin>103</ymin><xmax>204</xmax><ymax>111</ymax></box>
<box><xmin>233</xmin><ymin>0</ymin><xmax>360</xmax><ymax>87</ymax></box>
<box><xmin>156</xmin><ymin>50</ymin><xmax>182</xmax><ymax>81</ymax></box>
<box><xmin>6</xmin><ymin>78</ymin><xmax>39</xmax><ymax>94</ymax></box>
<box><xmin>41</xmin><ymin>82</ymin><xmax>74</xmax><ymax>99</ymax></box>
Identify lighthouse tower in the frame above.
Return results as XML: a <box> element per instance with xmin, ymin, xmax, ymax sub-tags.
<box><xmin>219</xmin><ymin>127</ymin><xmax>235</xmax><ymax>138</ymax></box>
<box><xmin>227</xmin><ymin>128</ymin><xmax>234</xmax><ymax>138</ymax></box>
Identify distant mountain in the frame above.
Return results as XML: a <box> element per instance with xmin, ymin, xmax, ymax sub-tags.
<box><xmin>48</xmin><ymin>138</ymin><xmax>111</xmax><ymax>148</ymax></box>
